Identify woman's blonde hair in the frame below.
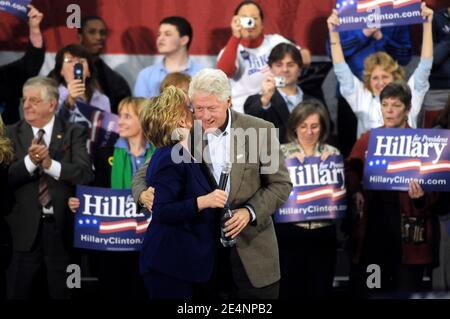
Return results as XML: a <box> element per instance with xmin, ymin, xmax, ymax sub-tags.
<box><xmin>0</xmin><ymin>115</ymin><xmax>14</xmax><ymax>165</ymax></box>
<box><xmin>118</xmin><ymin>97</ymin><xmax>149</xmax><ymax>116</ymax></box>
<box><xmin>363</xmin><ymin>52</ymin><xmax>405</xmax><ymax>94</ymax></box>
<box><xmin>139</xmin><ymin>86</ymin><xmax>189</xmax><ymax>148</ymax></box>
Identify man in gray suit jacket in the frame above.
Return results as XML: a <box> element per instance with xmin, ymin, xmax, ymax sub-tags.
<box><xmin>133</xmin><ymin>68</ymin><xmax>292</xmax><ymax>298</ymax></box>
<box><xmin>6</xmin><ymin>77</ymin><xmax>93</xmax><ymax>299</ymax></box>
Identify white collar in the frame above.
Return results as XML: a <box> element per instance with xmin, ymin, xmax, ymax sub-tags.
<box><xmin>31</xmin><ymin>116</ymin><xmax>56</xmax><ymax>142</ymax></box>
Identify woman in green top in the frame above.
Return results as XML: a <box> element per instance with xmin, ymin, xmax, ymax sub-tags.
<box><xmin>69</xmin><ymin>97</ymin><xmax>155</xmax><ymax>299</ymax></box>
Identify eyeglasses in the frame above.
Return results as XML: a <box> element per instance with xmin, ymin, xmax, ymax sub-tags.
<box><xmin>22</xmin><ymin>97</ymin><xmax>44</xmax><ymax>106</ymax></box>
<box><xmin>63</xmin><ymin>57</ymin><xmax>88</xmax><ymax>65</ymax></box>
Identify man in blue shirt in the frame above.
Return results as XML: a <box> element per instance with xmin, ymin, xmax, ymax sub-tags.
<box><xmin>134</xmin><ymin>16</ymin><xmax>204</xmax><ymax>98</ymax></box>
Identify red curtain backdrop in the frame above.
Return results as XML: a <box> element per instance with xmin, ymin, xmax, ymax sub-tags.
<box><xmin>1</xmin><ymin>0</ymin><xmax>448</xmax><ymax>55</ymax></box>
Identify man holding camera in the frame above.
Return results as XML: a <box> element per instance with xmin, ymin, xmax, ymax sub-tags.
<box><xmin>244</xmin><ymin>43</ymin><xmax>312</xmax><ymax>144</ymax></box>
<box><xmin>217</xmin><ymin>1</ymin><xmax>311</xmax><ymax>114</ymax></box>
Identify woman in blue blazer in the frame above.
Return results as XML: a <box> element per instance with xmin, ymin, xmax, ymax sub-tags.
<box><xmin>139</xmin><ymin>86</ymin><xmax>227</xmax><ymax>299</ymax></box>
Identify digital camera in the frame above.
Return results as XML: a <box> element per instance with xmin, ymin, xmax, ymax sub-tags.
<box><xmin>274</xmin><ymin>76</ymin><xmax>286</xmax><ymax>88</ymax></box>
<box><xmin>240</xmin><ymin>17</ymin><xmax>255</xmax><ymax>29</ymax></box>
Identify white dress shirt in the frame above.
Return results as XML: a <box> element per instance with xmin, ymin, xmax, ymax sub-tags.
<box><xmin>205</xmin><ymin>109</ymin><xmax>256</xmax><ymax>221</ymax></box>
<box><xmin>24</xmin><ymin>116</ymin><xmax>62</xmax><ymax>180</ymax></box>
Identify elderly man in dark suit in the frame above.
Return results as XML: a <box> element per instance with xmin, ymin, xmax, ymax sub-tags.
<box><xmin>6</xmin><ymin>76</ymin><xmax>93</xmax><ymax>299</ymax></box>
<box><xmin>133</xmin><ymin>68</ymin><xmax>292</xmax><ymax>299</ymax></box>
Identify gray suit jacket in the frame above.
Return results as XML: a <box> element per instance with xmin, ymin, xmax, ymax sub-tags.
<box><xmin>132</xmin><ymin>110</ymin><xmax>292</xmax><ymax>288</ymax></box>
<box><xmin>6</xmin><ymin>117</ymin><xmax>93</xmax><ymax>251</ymax></box>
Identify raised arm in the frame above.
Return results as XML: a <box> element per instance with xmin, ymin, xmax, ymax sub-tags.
<box><xmin>327</xmin><ymin>9</ymin><xmax>345</xmax><ymax>65</ymax></box>
<box><xmin>216</xmin><ymin>15</ymin><xmax>242</xmax><ymax>77</ymax></box>
<box><xmin>27</xmin><ymin>5</ymin><xmax>44</xmax><ymax>49</ymax></box>
<box><xmin>420</xmin><ymin>2</ymin><xmax>434</xmax><ymax>60</ymax></box>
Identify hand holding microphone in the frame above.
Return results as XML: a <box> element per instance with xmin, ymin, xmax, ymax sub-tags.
<box><xmin>196</xmin><ymin>163</ymin><xmax>231</xmax><ymax>211</ymax></box>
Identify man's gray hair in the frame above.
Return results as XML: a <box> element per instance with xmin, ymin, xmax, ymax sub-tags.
<box><xmin>188</xmin><ymin>68</ymin><xmax>231</xmax><ymax>102</ymax></box>
<box><xmin>23</xmin><ymin>76</ymin><xmax>59</xmax><ymax>102</ymax></box>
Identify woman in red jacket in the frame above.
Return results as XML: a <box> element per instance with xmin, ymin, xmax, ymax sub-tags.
<box><xmin>216</xmin><ymin>0</ymin><xmax>311</xmax><ymax>114</ymax></box>
<box><xmin>346</xmin><ymin>81</ymin><xmax>434</xmax><ymax>297</ymax></box>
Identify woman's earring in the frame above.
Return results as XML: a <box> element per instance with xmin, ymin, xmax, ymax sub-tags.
<box><xmin>172</xmin><ymin>128</ymin><xmax>184</xmax><ymax>141</ymax></box>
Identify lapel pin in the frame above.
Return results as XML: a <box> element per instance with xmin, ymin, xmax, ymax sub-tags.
<box><xmin>57</xmin><ymin>134</ymin><xmax>63</xmax><ymax>139</ymax></box>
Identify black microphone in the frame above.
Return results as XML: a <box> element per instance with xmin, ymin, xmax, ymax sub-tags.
<box><xmin>218</xmin><ymin>162</ymin><xmax>235</xmax><ymax>247</ymax></box>
<box><xmin>218</xmin><ymin>162</ymin><xmax>231</xmax><ymax>190</ymax></box>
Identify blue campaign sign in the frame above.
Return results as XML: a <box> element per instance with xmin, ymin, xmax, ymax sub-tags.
<box><xmin>74</xmin><ymin>185</ymin><xmax>151</xmax><ymax>251</ymax></box>
<box><xmin>0</xmin><ymin>0</ymin><xmax>30</xmax><ymax>21</ymax></box>
<box><xmin>335</xmin><ymin>0</ymin><xmax>424</xmax><ymax>32</ymax></box>
<box><xmin>75</xmin><ymin>101</ymin><xmax>119</xmax><ymax>155</ymax></box>
<box><xmin>274</xmin><ymin>156</ymin><xmax>347</xmax><ymax>223</ymax></box>
<box><xmin>364</xmin><ymin>128</ymin><xmax>450</xmax><ymax>192</ymax></box>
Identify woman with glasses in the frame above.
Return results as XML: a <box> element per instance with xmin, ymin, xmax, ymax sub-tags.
<box><xmin>49</xmin><ymin>44</ymin><xmax>111</xmax><ymax>127</ymax></box>
<box><xmin>277</xmin><ymin>99</ymin><xmax>340</xmax><ymax>298</ymax></box>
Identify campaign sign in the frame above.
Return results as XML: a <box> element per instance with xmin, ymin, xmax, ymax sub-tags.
<box><xmin>0</xmin><ymin>0</ymin><xmax>30</xmax><ymax>21</ymax></box>
<box><xmin>274</xmin><ymin>156</ymin><xmax>347</xmax><ymax>223</ymax></box>
<box><xmin>335</xmin><ymin>0</ymin><xmax>424</xmax><ymax>32</ymax></box>
<box><xmin>74</xmin><ymin>185</ymin><xmax>151</xmax><ymax>251</ymax></box>
<box><xmin>364</xmin><ymin>128</ymin><xmax>450</xmax><ymax>192</ymax></box>
<box><xmin>76</xmin><ymin>101</ymin><xmax>119</xmax><ymax>154</ymax></box>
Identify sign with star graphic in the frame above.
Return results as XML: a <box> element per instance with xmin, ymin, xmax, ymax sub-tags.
<box><xmin>274</xmin><ymin>156</ymin><xmax>347</xmax><ymax>223</ymax></box>
<box><xmin>73</xmin><ymin>185</ymin><xmax>151</xmax><ymax>251</ymax></box>
<box><xmin>364</xmin><ymin>128</ymin><xmax>450</xmax><ymax>191</ymax></box>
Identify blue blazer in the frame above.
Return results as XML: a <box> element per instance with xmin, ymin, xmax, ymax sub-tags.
<box><xmin>139</xmin><ymin>145</ymin><xmax>217</xmax><ymax>283</ymax></box>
